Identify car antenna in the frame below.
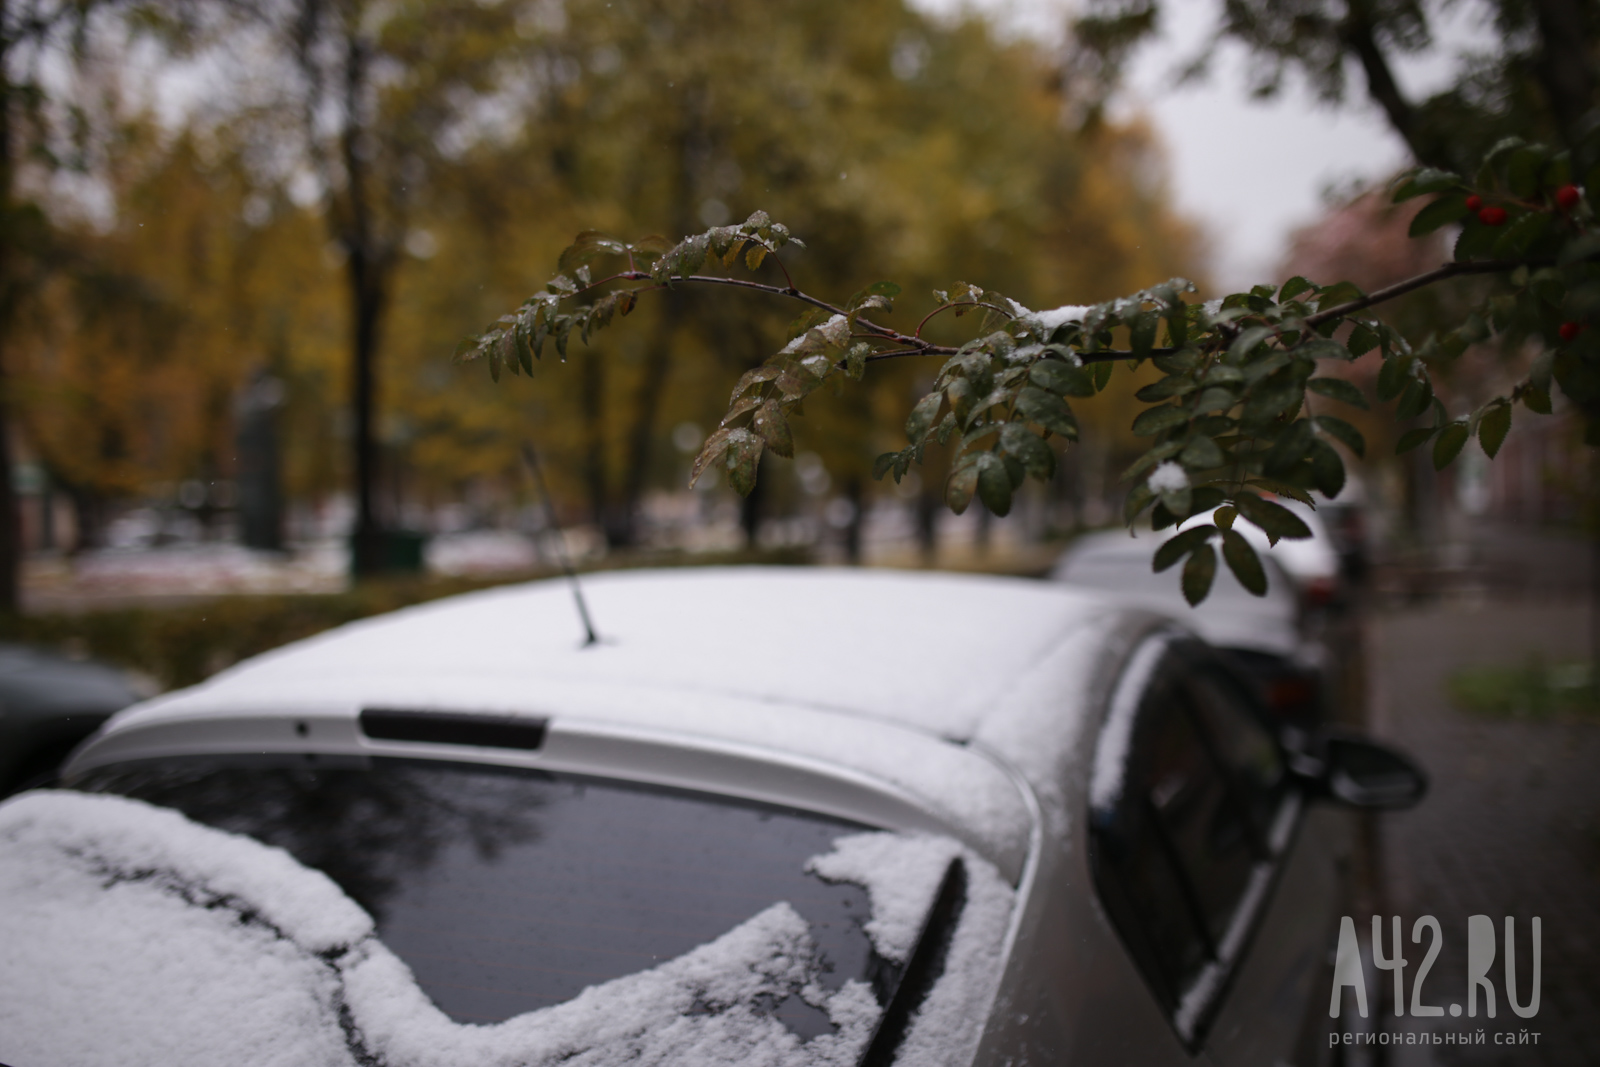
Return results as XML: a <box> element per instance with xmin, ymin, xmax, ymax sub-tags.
<box><xmin>520</xmin><ymin>441</ymin><xmax>600</xmax><ymax>647</ymax></box>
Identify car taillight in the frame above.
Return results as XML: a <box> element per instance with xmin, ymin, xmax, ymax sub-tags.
<box><xmin>1304</xmin><ymin>576</ymin><xmax>1336</xmax><ymax>607</ymax></box>
<box><xmin>1266</xmin><ymin>675</ymin><xmax>1317</xmax><ymax>715</ymax></box>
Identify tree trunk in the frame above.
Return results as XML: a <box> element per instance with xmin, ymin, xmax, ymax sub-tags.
<box><xmin>581</xmin><ymin>351</ymin><xmax>608</xmax><ymax>537</ymax></box>
<box><xmin>0</xmin><ymin>20</ymin><xmax>20</xmax><ymax>613</ymax></box>
<box><xmin>1528</xmin><ymin>0</ymin><xmax>1598</xmax><ymax>156</ymax></box>
<box><xmin>347</xmin><ymin>244</ymin><xmax>389</xmax><ymax>574</ymax></box>
<box><xmin>1340</xmin><ymin>2</ymin><xmax>1453</xmax><ymax>171</ymax></box>
<box><xmin>337</xmin><ymin>31</ymin><xmax>396</xmax><ymax>577</ymax></box>
<box><xmin>614</xmin><ymin>292</ymin><xmax>685</xmax><ymax>547</ymax></box>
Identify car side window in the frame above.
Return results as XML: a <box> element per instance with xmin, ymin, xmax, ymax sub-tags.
<box><xmin>1089</xmin><ymin>637</ymin><xmax>1293</xmax><ymax>1046</ymax></box>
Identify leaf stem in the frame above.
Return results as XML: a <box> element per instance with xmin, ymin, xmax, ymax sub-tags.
<box><xmin>913</xmin><ymin>301</ymin><xmax>1013</xmax><ymax>338</ymax></box>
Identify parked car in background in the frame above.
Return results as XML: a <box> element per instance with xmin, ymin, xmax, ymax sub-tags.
<box><xmin>1221</xmin><ymin>499</ymin><xmax>1344</xmax><ymax>609</ymax></box>
<box><xmin>1052</xmin><ymin>529</ymin><xmax>1330</xmax><ymax>725</ymax></box>
<box><xmin>0</xmin><ymin>569</ymin><xmax>1423</xmax><ymax>1067</ymax></box>
<box><xmin>0</xmin><ymin>643</ymin><xmax>147</xmax><ymax>796</ymax></box>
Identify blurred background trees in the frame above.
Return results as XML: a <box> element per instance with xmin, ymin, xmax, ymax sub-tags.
<box><xmin>6</xmin><ymin>0</ymin><xmax>1202</xmax><ymax>582</ymax></box>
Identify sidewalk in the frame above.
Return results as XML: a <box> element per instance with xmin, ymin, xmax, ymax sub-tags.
<box><xmin>1366</xmin><ymin>600</ymin><xmax>1600</xmax><ymax>1065</ymax></box>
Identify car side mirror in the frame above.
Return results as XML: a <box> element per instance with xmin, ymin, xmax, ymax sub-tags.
<box><xmin>1287</xmin><ymin>732</ymin><xmax>1428</xmax><ymax>810</ymax></box>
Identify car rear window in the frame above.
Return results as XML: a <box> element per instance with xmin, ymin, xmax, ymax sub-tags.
<box><xmin>73</xmin><ymin>756</ymin><xmax>882</xmax><ymax>1031</ymax></box>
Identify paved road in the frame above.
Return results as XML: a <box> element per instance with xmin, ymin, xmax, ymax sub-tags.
<box><xmin>1365</xmin><ymin>600</ymin><xmax>1600</xmax><ymax>1066</ymax></box>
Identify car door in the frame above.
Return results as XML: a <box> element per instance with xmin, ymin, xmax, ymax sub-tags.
<box><xmin>1088</xmin><ymin>631</ymin><xmax>1341</xmax><ymax>1064</ymax></box>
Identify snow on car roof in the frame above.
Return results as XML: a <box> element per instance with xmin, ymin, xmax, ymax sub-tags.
<box><xmin>80</xmin><ymin>568</ymin><xmax>1136</xmax><ymax>865</ymax></box>
<box><xmin>132</xmin><ymin>568</ymin><xmax>1113</xmax><ymax>733</ymax></box>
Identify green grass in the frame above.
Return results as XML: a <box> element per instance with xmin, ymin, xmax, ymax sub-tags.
<box><xmin>1446</xmin><ymin>658</ymin><xmax>1600</xmax><ymax>720</ymax></box>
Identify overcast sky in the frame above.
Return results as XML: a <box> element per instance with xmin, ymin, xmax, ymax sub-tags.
<box><xmin>913</xmin><ymin>0</ymin><xmax>1489</xmax><ymax>291</ymax></box>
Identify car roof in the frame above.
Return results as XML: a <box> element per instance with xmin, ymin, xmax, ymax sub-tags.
<box><xmin>1051</xmin><ymin>529</ymin><xmax>1301</xmax><ymax>657</ymax></box>
<box><xmin>71</xmin><ymin>567</ymin><xmax>1148</xmax><ymax>882</ymax></box>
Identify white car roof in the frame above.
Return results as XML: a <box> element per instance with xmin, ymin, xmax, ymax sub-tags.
<box><xmin>1052</xmin><ymin>529</ymin><xmax>1301</xmax><ymax>657</ymax></box>
<box><xmin>71</xmin><ymin>567</ymin><xmax>1147</xmax><ymax>882</ymax></box>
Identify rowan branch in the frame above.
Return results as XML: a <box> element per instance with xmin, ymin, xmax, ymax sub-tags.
<box><xmin>1302</xmin><ymin>259</ymin><xmax>1529</xmax><ymax>326</ymax></box>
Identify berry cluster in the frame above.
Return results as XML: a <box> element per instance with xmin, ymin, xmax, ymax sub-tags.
<box><xmin>1464</xmin><ymin>184</ymin><xmax>1582</xmax><ymax>227</ymax></box>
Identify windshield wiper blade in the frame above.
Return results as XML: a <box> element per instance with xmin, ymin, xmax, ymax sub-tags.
<box><xmin>857</xmin><ymin>856</ymin><xmax>968</xmax><ymax>1067</ymax></box>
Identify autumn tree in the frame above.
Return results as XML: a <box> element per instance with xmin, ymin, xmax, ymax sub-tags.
<box><xmin>16</xmin><ymin>105</ymin><xmax>363</xmax><ymax>547</ymax></box>
<box><xmin>146</xmin><ymin>0</ymin><xmax>531</xmax><ymax>573</ymax></box>
<box><xmin>399</xmin><ymin>0</ymin><xmax>1199</xmax><ymax>552</ymax></box>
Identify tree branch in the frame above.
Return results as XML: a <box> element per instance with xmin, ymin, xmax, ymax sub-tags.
<box><xmin>604</xmin><ymin>270</ymin><xmax>939</xmax><ymax>352</ymax></box>
<box><xmin>1302</xmin><ymin>259</ymin><xmax>1527</xmax><ymax>325</ymax></box>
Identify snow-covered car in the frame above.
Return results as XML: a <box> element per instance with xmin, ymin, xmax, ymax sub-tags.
<box><xmin>0</xmin><ymin>568</ymin><xmax>1423</xmax><ymax>1067</ymax></box>
<box><xmin>1052</xmin><ymin>529</ymin><xmax>1330</xmax><ymax>724</ymax></box>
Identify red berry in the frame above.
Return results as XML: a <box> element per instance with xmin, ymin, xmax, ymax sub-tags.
<box><xmin>1556</xmin><ymin>184</ymin><xmax>1582</xmax><ymax>211</ymax></box>
<box><xmin>1478</xmin><ymin>206</ymin><xmax>1508</xmax><ymax>226</ymax></box>
<box><xmin>1560</xmin><ymin>321</ymin><xmax>1584</xmax><ymax>342</ymax></box>
<box><xmin>1465</xmin><ymin>195</ymin><xmax>1483</xmax><ymax>212</ymax></box>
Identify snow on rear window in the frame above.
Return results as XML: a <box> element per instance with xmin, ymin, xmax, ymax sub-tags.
<box><xmin>0</xmin><ymin>789</ymin><xmax>1013</xmax><ymax>1067</ymax></box>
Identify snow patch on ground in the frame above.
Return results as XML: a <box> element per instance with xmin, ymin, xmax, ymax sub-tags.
<box><xmin>0</xmin><ymin>792</ymin><xmax>1014</xmax><ymax>1067</ymax></box>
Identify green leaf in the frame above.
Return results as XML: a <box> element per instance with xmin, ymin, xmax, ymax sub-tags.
<box><xmin>1190</xmin><ymin>487</ymin><xmax>1226</xmax><ymax>516</ymax></box>
<box><xmin>1432</xmin><ymin>420</ymin><xmax>1470</xmax><ymax>470</ymax></box>
<box><xmin>872</xmin><ymin>452</ymin><xmax>900</xmax><ymax>480</ymax></box>
<box><xmin>1478</xmin><ymin>401</ymin><xmax>1512</xmax><ymax>458</ymax></box>
<box><xmin>946</xmin><ymin>461</ymin><xmax>979</xmax><ymax>514</ymax></box>
<box><xmin>1315</xmin><ymin>415</ymin><xmax>1366</xmax><ymax>458</ymax></box>
<box><xmin>1392</xmin><ymin>168</ymin><xmax>1462</xmax><ymax>202</ymax></box>
<box><xmin>975</xmin><ymin>453</ymin><xmax>1013</xmax><ymax>516</ymax></box>
<box><xmin>724</xmin><ymin>429</ymin><xmax>763</xmax><ymax>495</ymax></box>
<box><xmin>1241</xmin><ymin>384</ymin><xmax>1301</xmax><ymax>425</ymax></box>
<box><xmin>1409</xmin><ymin>193</ymin><xmax>1470</xmax><ymax>236</ymax></box>
<box><xmin>1493</xmin><ymin>210</ymin><xmax>1553</xmax><ymax>258</ymax></box>
<box><xmin>1091</xmin><ymin>360</ymin><xmax>1113</xmax><ymax>392</ymax></box>
<box><xmin>1395</xmin><ymin>426</ymin><xmax>1437</xmax><ymax>454</ymax></box>
<box><xmin>1396</xmin><ymin>376</ymin><xmax>1434</xmax><ymax>420</ymax></box>
<box><xmin>1316</xmin><ymin>281</ymin><xmax>1365</xmax><ymax>313</ymax></box>
<box><xmin>1297</xmin><ymin>338</ymin><xmax>1353</xmax><ymax>362</ymax></box>
<box><xmin>1279</xmin><ymin>276</ymin><xmax>1316</xmax><ymax>301</ymax></box>
<box><xmin>1505</xmin><ymin>146</ymin><xmax>1545</xmax><ymax>198</ymax></box>
<box><xmin>558</xmin><ymin>230</ymin><xmax>627</xmax><ymax>272</ymax></box>
<box><xmin>1135</xmin><ymin>376</ymin><xmax>1198</xmax><ymax>402</ymax></box>
<box><xmin>1154</xmin><ymin>525</ymin><xmax>1215</xmax><ymax>572</ymax></box>
<box><xmin>752</xmin><ymin>400</ymin><xmax>794</xmax><ymax>458</ymax></box>
<box><xmin>1264</xmin><ymin>419</ymin><xmax>1315</xmax><ymax>475</ymax></box>
<box><xmin>1015</xmin><ymin>386</ymin><xmax>1079</xmax><ymax>438</ymax></box>
<box><xmin>1182</xmin><ymin>543</ymin><xmax>1218</xmax><ymax>606</ymax></box>
<box><xmin>844</xmin><ymin>343</ymin><xmax>869</xmax><ymax>381</ymax></box>
<box><xmin>1454</xmin><ymin>218</ymin><xmax>1501</xmax><ymax>262</ymax></box>
<box><xmin>1000</xmin><ymin>423</ymin><xmax>1057</xmax><ymax>480</ymax></box>
<box><xmin>1307</xmin><ymin>377</ymin><xmax>1369</xmax><ymax>409</ymax></box>
<box><xmin>1214</xmin><ymin>504</ymin><xmax>1237</xmax><ymax>530</ymax></box>
<box><xmin>1029</xmin><ymin>359</ymin><xmax>1096</xmax><ymax>397</ymax></box>
<box><xmin>1308</xmin><ymin>439</ymin><xmax>1346</xmax><ymax>497</ymax></box>
<box><xmin>1234</xmin><ymin>493</ymin><xmax>1312</xmax><ymax>545</ymax></box>
<box><xmin>905</xmin><ymin>392</ymin><xmax>943</xmax><ymax>442</ymax></box>
<box><xmin>1164</xmin><ymin>301</ymin><xmax>1188</xmax><ymax>347</ymax></box>
<box><xmin>1227</xmin><ymin>326</ymin><xmax>1275</xmax><ymax>364</ymax></box>
<box><xmin>1131</xmin><ymin>403</ymin><xmax>1190</xmax><ymax>437</ymax></box>
<box><xmin>1244</xmin><ymin>479</ymin><xmax>1315</xmax><ymax>507</ymax></box>
<box><xmin>1347</xmin><ymin>323</ymin><xmax>1379</xmax><ymax>358</ymax></box>
<box><xmin>689</xmin><ymin>428</ymin><xmax>733</xmax><ymax>487</ymax></box>
<box><xmin>1376</xmin><ymin>355</ymin><xmax>1411</xmax><ymax>401</ymax></box>
<box><xmin>1130</xmin><ymin>310</ymin><xmax>1159</xmax><ymax>358</ymax></box>
<box><xmin>1192</xmin><ymin>387</ymin><xmax>1238</xmax><ymax>415</ymax></box>
<box><xmin>1220</xmin><ymin>528</ymin><xmax>1267</xmax><ymax>595</ymax></box>
<box><xmin>1123</xmin><ymin>482</ymin><xmax>1154</xmax><ymax>526</ymax></box>
<box><xmin>1179</xmin><ymin>434</ymin><xmax>1225</xmax><ymax>469</ymax></box>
